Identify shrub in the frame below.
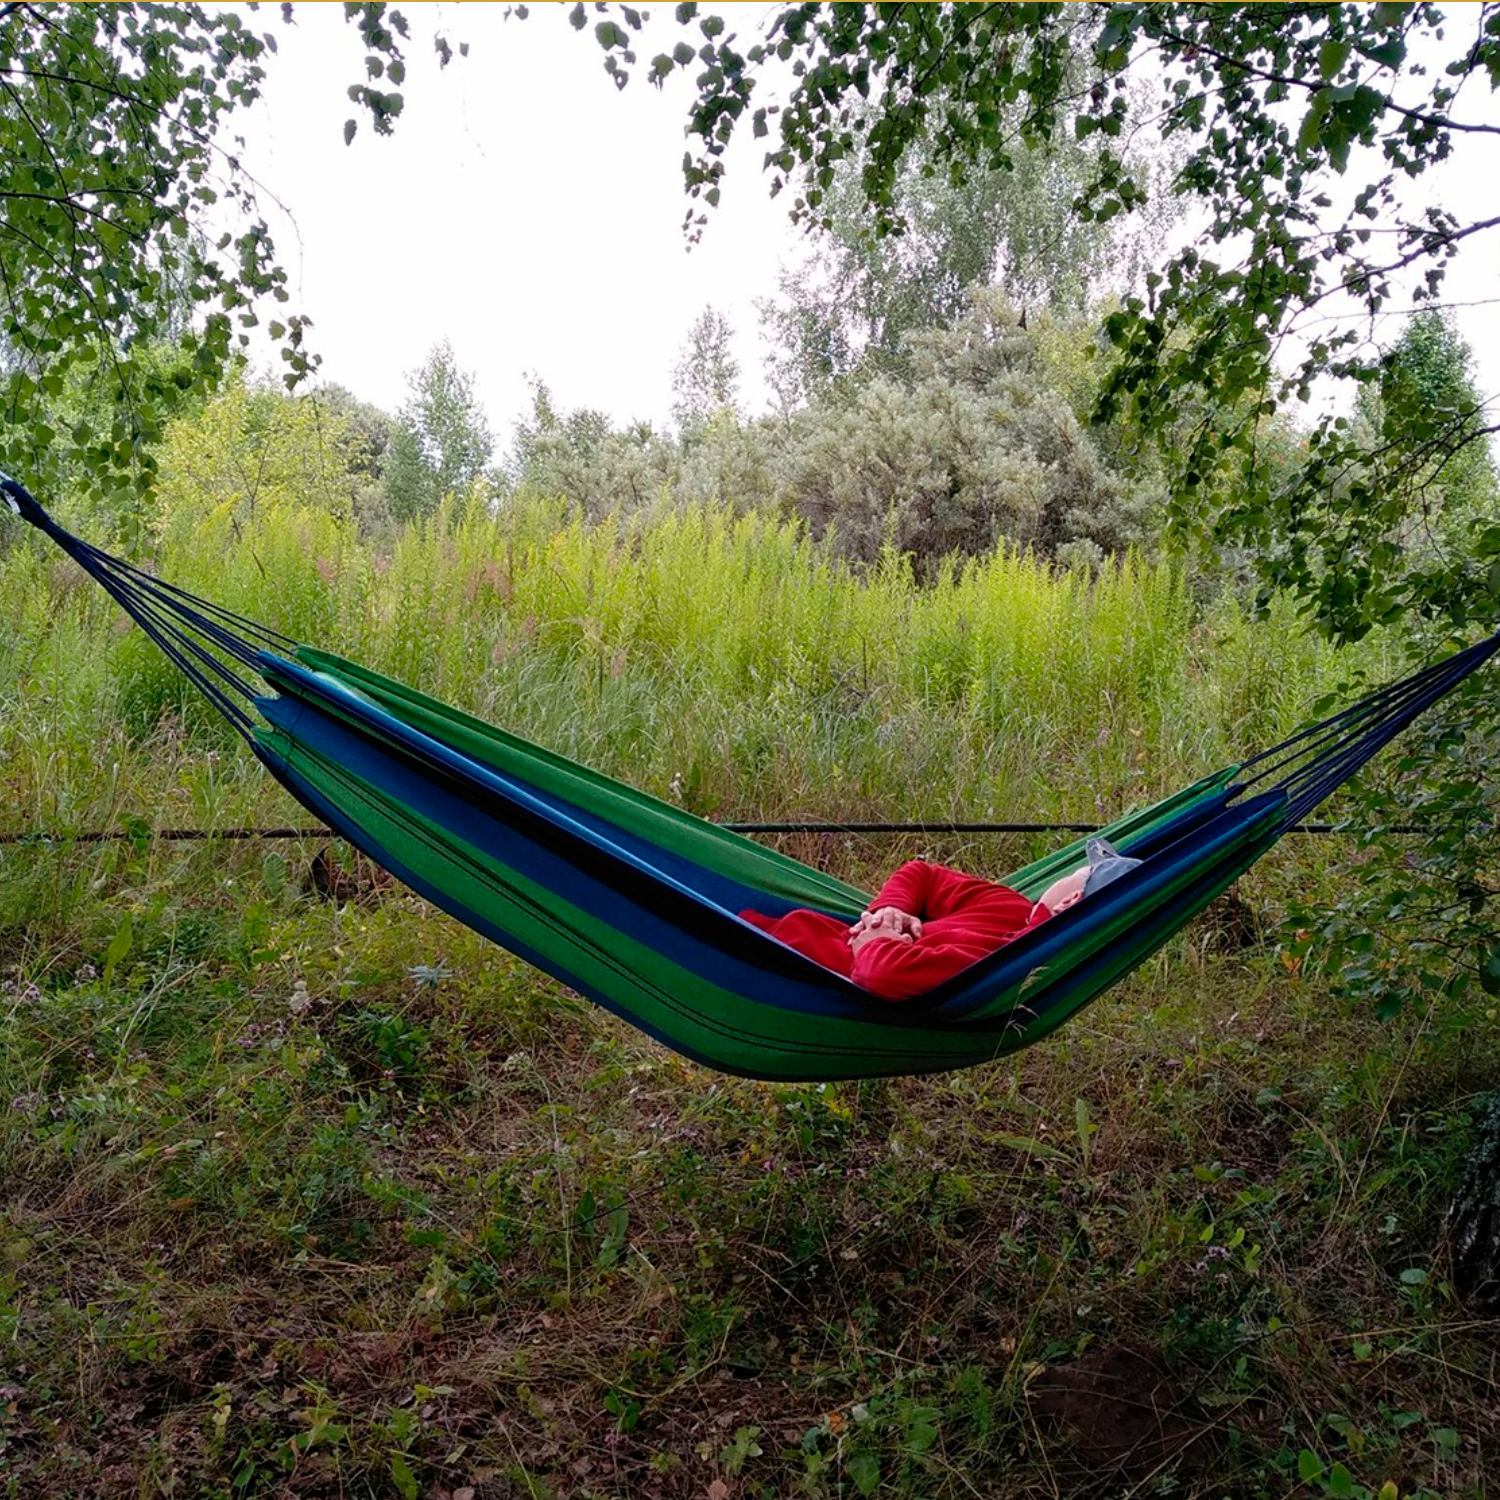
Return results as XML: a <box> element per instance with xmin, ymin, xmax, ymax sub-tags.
<box><xmin>780</xmin><ymin>291</ymin><xmax>1155</xmax><ymax>573</ymax></box>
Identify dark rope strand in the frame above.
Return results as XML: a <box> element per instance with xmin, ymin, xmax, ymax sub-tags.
<box><xmin>0</xmin><ymin>821</ymin><xmax>1454</xmax><ymax>846</ymax></box>
<box><xmin>77</xmin><ymin>566</ymin><xmax>258</xmax><ymax>736</ymax></box>
<box><xmin>75</xmin><ymin>544</ymin><xmax>292</xmax><ymax>668</ymax></box>
<box><xmin>1238</xmin><ymin>632</ymin><xmax>1500</xmax><ymax>785</ymax></box>
<box><xmin>1273</xmin><ymin>651</ymin><xmax>1500</xmax><ymax>824</ymax></box>
<box><xmin>81</xmin><ymin>544</ymin><xmax>297</xmax><ymax>658</ymax></box>
<box><xmin>77</xmin><ymin>561</ymin><xmax>262</xmax><ymax>734</ymax></box>
<box><xmin>1238</xmin><ymin>654</ymin><xmax>1462</xmax><ymax>786</ymax></box>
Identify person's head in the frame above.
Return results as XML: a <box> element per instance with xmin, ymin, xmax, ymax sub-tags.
<box><xmin>1035</xmin><ymin>837</ymin><xmax>1142</xmax><ymax>914</ymax></box>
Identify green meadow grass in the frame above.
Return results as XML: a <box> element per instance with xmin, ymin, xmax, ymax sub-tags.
<box><xmin>1</xmin><ymin>493</ymin><xmax>1374</xmax><ymax>838</ymax></box>
<box><xmin>1</xmin><ymin>497</ymin><xmax>1492</xmax><ymax>1499</ymax></box>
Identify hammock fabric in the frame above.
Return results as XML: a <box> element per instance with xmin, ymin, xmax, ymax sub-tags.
<box><xmin>6</xmin><ymin>474</ymin><xmax>1498</xmax><ymax>1082</ymax></box>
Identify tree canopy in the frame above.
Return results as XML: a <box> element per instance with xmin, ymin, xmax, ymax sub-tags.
<box><xmin>754</xmin><ymin>79</ymin><xmax>1182</xmax><ymax>407</ymax></box>
<box><xmin>584</xmin><ymin>0</ymin><xmax>1500</xmax><ymax>640</ymax></box>
<box><xmin>671</xmin><ymin>306</ymin><xmax>741</xmax><ymax>429</ymax></box>
<box><xmin>383</xmin><ymin>340</ymin><xmax>495</xmax><ymax>523</ymax></box>
<box><xmin>0</xmin><ymin>1</ymin><xmax>429</xmax><ymax>511</ymax></box>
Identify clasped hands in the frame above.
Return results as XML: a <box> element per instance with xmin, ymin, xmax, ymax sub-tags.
<box><xmin>848</xmin><ymin>904</ymin><xmax>923</xmax><ymax>956</ymax></box>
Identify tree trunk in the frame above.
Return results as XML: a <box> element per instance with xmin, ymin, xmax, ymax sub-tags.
<box><xmin>1450</xmin><ymin>1089</ymin><xmax>1500</xmax><ymax>1307</ymax></box>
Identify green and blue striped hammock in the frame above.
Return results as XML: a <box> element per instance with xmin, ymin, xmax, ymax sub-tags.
<box><xmin>7</xmin><ymin>474</ymin><xmax>1497</xmax><ymax>1082</ymax></box>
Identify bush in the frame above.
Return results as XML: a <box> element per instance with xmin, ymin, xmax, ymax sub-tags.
<box><xmin>780</xmin><ymin>291</ymin><xmax>1155</xmax><ymax>573</ymax></box>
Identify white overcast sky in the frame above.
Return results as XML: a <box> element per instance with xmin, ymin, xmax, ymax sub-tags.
<box><xmin>238</xmin><ymin>2</ymin><xmax>802</xmax><ymax>436</ymax></box>
<box><xmin>236</xmin><ymin>3</ymin><xmax>1500</xmax><ymax>445</ymax></box>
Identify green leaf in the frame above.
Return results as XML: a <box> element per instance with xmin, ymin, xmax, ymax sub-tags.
<box><xmin>1319</xmin><ymin>40</ymin><xmax>1351</xmax><ymax>79</ymax></box>
<box><xmin>847</xmin><ymin>1450</ymin><xmax>881</xmax><ymax>1496</ymax></box>
<box><xmin>995</xmin><ymin>1135</ymin><xmax>1067</xmax><ymax>1161</ymax></box>
<box><xmin>1298</xmin><ymin>93</ymin><xmax>1330</xmax><ymax>151</ymax></box>
<box><xmin>388</xmin><ymin>1453</ymin><xmax>419</xmax><ymax>1500</ymax></box>
<box><xmin>1298</xmin><ymin>1450</ymin><xmax>1325</xmax><ymax>1483</ymax></box>
<box><xmin>1326</xmin><ymin>1461</ymin><xmax>1357</xmax><ymax>1498</ymax></box>
<box><xmin>102</xmin><ymin>914</ymin><xmax>134</xmax><ymax>986</ymax></box>
<box><xmin>1362</xmin><ymin>36</ymin><xmax>1406</xmax><ymax>68</ymax></box>
<box><xmin>904</xmin><ymin>1415</ymin><xmax>938</xmax><ymax>1453</ymax></box>
<box><xmin>1479</xmin><ymin>945</ymin><xmax>1500</xmax><ymax>998</ymax></box>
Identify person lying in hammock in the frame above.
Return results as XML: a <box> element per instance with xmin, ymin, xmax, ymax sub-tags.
<box><xmin>742</xmin><ymin>839</ymin><xmax>1142</xmax><ymax>1001</ymax></box>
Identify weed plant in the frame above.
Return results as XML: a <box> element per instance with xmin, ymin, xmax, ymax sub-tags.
<box><xmin>2</xmin><ymin>496</ymin><xmax>1491</xmax><ymax>1499</ymax></box>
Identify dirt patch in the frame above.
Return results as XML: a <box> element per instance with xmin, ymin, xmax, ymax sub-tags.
<box><xmin>1191</xmin><ymin>884</ymin><xmax>1264</xmax><ymax>954</ymax></box>
<box><xmin>1029</xmin><ymin>1342</ymin><xmax>1206</xmax><ymax>1483</ymax></box>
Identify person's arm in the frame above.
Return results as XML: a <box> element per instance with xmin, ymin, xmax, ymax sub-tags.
<box><xmin>868</xmin><ymin>860</ymin><xmax>944</xmax><ymax>919</ymax></box>
<box><xmin>850</xmin><ymin>927</ymin><xmax>999</xmax><ymax>1001</ymax></box>
<box><xmin>849</xmin><ymin>871</ymin><xmax>1053</xmax><ymax>1001</ymax></box>
<box><xmin>847</xmin><ymin>860</ymin><xmax>943</xmax><ymax>945</ymax></box>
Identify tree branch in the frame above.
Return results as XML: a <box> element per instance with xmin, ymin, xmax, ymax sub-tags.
<box><xmin>1152</xmin><ymin>14</ymin><xmax>1500</xmax><ymax>139</ymax></box>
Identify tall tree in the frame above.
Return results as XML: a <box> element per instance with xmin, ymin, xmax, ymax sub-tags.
<box><xmin>382</xmin><ymin>340</ymin><xmax>494</xmax><ymax>522</ymax></box>
<box><xmin>1356</xmin><ymin>309</ymin><xmax>1499</xmax><ymax>548</ymax></box>
<box><xmin>510</xmin><ymin>376</ymin><xmax>677</xmax><ymax>518</ymax></box>
<box><xmin>757</xmin><ymin>101</ymin><xmax>1180</xmax><ymax>405</ymax></box>
<box><xmin>776</xmin><ymin>289</ymin><xmax>1151</xmax><ymax>573</ymax></box>
<box><xmin>671</xmin><ymin>307</ymin><xmax>741</xmax><ymax>429</ymax></box>
<box><xmin>0</xmin><ymin>2</ymin><xmax>428</xmax><ymax>510</ymax></box>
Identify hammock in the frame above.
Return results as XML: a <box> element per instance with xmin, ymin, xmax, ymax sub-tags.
<box><xmin>6</xmin><ymin>474</ymin><xmax>1498</xmax><ymax>1082</ymax></box>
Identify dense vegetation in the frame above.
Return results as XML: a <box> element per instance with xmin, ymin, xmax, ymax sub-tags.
<box><xmin>3</xmin><ymin>423</ymin><xmax>1498</xmax><ymax>1493</ymax></box>
<box><xmin>4</xmin><ymin>3</ymin><xmax>1500</xmax><ymax>1493</ymax></box>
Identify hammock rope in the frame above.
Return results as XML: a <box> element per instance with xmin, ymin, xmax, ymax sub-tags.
<box><xmin>6</xmin><ymin>472</ymin><xmax>1498</xmax><ymax>1082</ymax></box>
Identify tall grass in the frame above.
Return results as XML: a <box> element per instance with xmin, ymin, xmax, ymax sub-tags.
<box><xmin>6</xmin><ymin>495</ymin><xmax>1494</xmax><ymax>1500</ymax></box>
<box><xmin>0</xmin><ymin>491</ymin><xmax>1384</xmax><ymax>837</ymax></box>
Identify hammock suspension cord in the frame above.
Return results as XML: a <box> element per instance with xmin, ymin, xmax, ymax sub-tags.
<box><xmin>3</xmin><ymin>473</ymin><xmax>292</xmax><ymax>737</ymax></box>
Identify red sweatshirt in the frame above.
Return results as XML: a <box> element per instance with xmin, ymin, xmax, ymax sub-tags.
<box><xmin>742</xmin><ymin>860</ymin><xmax>1053</xmax><ymax>1002</ymax></box>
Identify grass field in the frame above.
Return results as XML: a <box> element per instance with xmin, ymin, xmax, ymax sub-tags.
<box><xmin>1</xmin><ymin>497</ymin><xmax>1495</xmax><ymax>1498</ymax></box>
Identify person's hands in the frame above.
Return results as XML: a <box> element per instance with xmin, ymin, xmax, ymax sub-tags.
<box><xmin>853</xmin><ymin>906</ymin><xmax>922</xmax><ymax>940</ymax></box>
<box><xmin>848</xmin><ymin>905</ymin><xmax>921</xmax><ymax>955</ymax></box>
